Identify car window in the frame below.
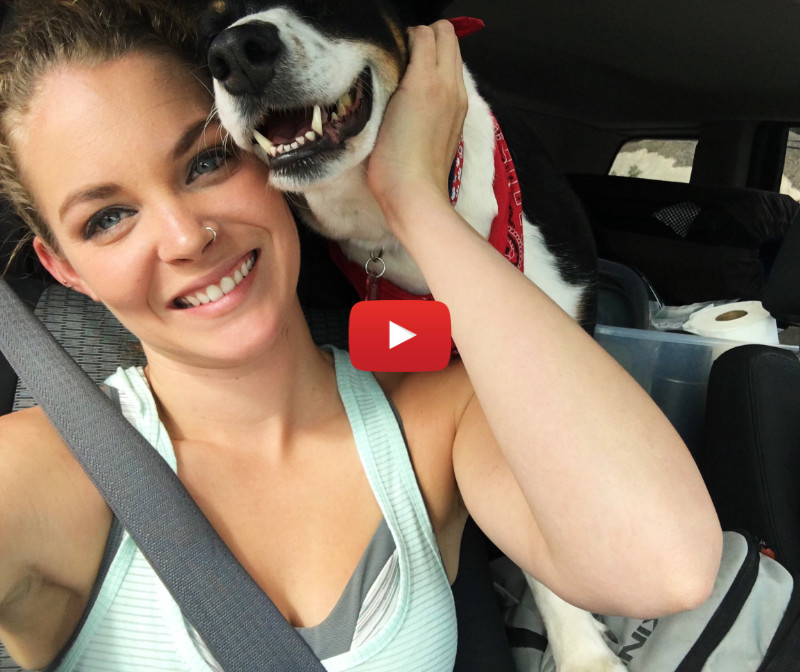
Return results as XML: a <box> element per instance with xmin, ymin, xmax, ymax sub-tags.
<box><xmin>780</xmin><ymin>128</ymin><xmax>800</xmax><ymax>201</ymax></box>
<box><xmin>609</xmin><ymin>139</ymin><xmax>697</xmax><ymax>183</ymax></box>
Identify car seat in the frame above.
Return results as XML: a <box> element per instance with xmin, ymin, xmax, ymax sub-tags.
<box><xmin>596</xmin><ymin>258</ymin><xmax>658</xmax><ymax>329</ymax></box>
<box><xmin>569</xmin><ymin>174</ymin><xmax>799</xmax><ymax>306</ymax></box>
<box><xmin>701</xmin><ymin>212</ymin><xmax>800</xmax><ymax>576</ymax></box>
<box><xmin>703</xmin><ymin>344</ymin><xmax>800</xmax><ymax>575</ymax></box>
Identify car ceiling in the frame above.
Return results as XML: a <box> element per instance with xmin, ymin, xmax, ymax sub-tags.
<box><xmin>445</xmin><ymin>0</ymin><xmax>800</xmax><ymax>128</ymax></box>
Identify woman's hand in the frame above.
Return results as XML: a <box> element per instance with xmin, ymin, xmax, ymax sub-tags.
<box><xmin>367</xmin><ymin>21</ymin><xmax>468</xmax><ymax>230</ymax></box>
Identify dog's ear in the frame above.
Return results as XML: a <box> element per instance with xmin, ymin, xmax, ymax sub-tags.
<box><xmin>389</xmin><ymin>0</ymin><xmax>456</xmax><ymax>27</ymax></box>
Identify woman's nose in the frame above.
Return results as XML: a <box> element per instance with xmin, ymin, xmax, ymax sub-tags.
<box><xmin>156</xmin><ymin>198</ymin><xmax>216</xmax><ymax>262</ymax></box>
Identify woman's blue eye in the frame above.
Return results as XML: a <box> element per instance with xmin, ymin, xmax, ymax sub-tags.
<box><xmin>188</xmin><ymin>146</ymin><xmax>235</xmax><ymax>183</ymax></box>
<box><xmin>84</xmin><ymin>207</ymin><xmax>136</xmax><ymax>239</ymax></box>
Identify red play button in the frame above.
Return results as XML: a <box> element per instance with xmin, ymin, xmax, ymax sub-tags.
<box><xmin>349</xmin><ymin>300</ymin><xmax>451</xmax><ymax>372</ymax></box>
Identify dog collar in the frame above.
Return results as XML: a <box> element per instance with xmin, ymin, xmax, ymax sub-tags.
<box><xmin>329</xmin><ymin>113</ymin><xmax>524</xmax><ymax>303</ymax></box>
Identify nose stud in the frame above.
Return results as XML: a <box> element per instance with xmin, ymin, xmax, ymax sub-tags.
<box><xmin>204</xmin><ymin>226</ymin><xmax>217</xmax><ymax>246</ymax></box>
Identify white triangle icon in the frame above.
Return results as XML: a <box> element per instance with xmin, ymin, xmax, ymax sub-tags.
<box><xmin>389</xmin><ymin>321</ymin><xmax>417</xmax><ymax>349</ymax></box>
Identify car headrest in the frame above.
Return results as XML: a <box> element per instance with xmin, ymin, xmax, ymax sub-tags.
<box><xmin>568</xmin><ymin>174</ymin><xmax>798</xmax><ymax>305</ymax></box>
<box><xmin>763</xmin><ymin>210</ymin><xmax>800</xmax><ymax>325</ymax></box>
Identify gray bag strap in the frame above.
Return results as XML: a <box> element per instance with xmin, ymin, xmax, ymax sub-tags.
<box><xmin>0</xmin><ymin>277</ymin><xmax>325</xmax><ymax>672</ymax></box>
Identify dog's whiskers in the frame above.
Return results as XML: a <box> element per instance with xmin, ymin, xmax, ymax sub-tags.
<box><xmin>191</xmin><ymin>70</ymin><xmax>215</xmax><ymax>98</ymax></box>
<box><xmin>285</xmin><ymin>192</ymin><xmax>311</xmax><ymax>211</ymax></box>
<box><xmin>195</xmin><ymin>104</ymin><xmax>239</xmax><ymax>171</ymax></box>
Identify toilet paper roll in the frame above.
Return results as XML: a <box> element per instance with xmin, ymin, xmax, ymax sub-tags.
<box><xmin>682</xmin><ymin>301</ymin><xmax>779</xmax><ymax>345</ymax></box>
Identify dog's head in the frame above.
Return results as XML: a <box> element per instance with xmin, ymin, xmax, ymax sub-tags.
<box><xmin>199</xmin><ymin>0</ymin><xmax>453</xmax><ymax>192</ymax></box>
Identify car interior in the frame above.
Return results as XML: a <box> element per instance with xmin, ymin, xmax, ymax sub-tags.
<box><xmin>3</xmin><ymin>0</ymin><xmax>800</xmax><ymax>669</ymax></box>
<box><xmin>446</xmin><ymin>0</ymin><xmax>800</xmax><ymax>565</ymax></box>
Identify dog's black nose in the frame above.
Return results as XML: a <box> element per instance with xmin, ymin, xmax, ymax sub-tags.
<box><xmin>208</xmin><ymin>22</ymin><xmax>281</xmax><ymax>96</ymax></box>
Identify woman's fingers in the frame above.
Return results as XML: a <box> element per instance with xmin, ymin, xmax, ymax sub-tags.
<box><xmin>368</xmin><ymin>20</ymin><xmax>468</xmax><ymax>217</ymax></box>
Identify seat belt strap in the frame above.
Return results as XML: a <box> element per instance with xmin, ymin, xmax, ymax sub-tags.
<box><xmin>0</xmin><ymin>277</ymin><xmax>326</xmax><ymax>672</ymax></box>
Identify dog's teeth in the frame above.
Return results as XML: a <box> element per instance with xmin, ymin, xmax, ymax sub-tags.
<box><xmin>296</xmin><ymin>136</ymin><xmax>306</xmax><ymax>146</ymax></box>
<box><xmin>331</xmin><ymin>112</ymin><xmax>339</xmax><ymax>122</ymax></box>
<box><xmin>305</xmin><ymin>130</ymin><xmax>317</xmax><ymax>141</ymax></box>
<box><xmin>312</xmin><ymin>105</ymin><xmax>323</xmax><ymax>135</ymax></box>
<box><xmin>269</xmin><ymin>145</ymin><xmax>278</xmax><ymax>157</ymax></box>
<box><xmin>290</xmin><ymin>141</ymin><xmax>299</xmax><ymax>150</ymax></box>
<box><xmin>253</xmin><ymin>129</ymin><xmax>274</xmax><ymax>153</ymax></box>
<box><xmin>339</xmin><ymin>92</ymin><xmax>353</xmax><ymax>114</ymax></box>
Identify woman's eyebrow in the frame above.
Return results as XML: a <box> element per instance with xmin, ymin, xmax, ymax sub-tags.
<box><xmin>59</xmin><ymin>183</ymin><xmax>120</xmax><ymax>220</ymax></box>
<box><xmin>171</xmin><ymin>118</ymin><xmax>214</xmax><ymax>160</ymax></box>
<box><xmin>58</xmin><ymin>118</ymin><xmax>215</xmax><ymax>219</ymax></box>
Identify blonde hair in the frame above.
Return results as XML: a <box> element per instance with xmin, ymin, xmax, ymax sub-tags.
<box><xmin>0</xmin><ymin>0</ymin><xmax>202</xmax><ymax>253</ymax></box>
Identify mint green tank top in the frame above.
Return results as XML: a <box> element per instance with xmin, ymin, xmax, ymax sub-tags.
<box><xmin>51</xmin><ymin>346</ymin><xmax>457</xmax><ymax>671</ymax></box>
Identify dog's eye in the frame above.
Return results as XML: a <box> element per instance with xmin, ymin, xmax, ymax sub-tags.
<box><xmin>83</xmin><ymin>206</ymin><xmax>136</xmax><ymax>240</ymax></box>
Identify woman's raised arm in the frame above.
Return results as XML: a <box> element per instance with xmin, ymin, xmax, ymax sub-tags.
<box><xmin>368</xmin><ymin>21</ymin><xmax>723</xmax><ymax>617</ymax></box>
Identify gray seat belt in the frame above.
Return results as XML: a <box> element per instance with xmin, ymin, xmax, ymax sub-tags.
<box><xmin>0</xmin><ymin>277</ymin><xmax>326</xmax><ymax>672</ymax></box>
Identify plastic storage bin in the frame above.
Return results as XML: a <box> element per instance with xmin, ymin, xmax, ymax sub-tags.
<box><xmin>595</xmin><ymin>325</ymin><xmax>798</xmax><ymax>454</ymax></box>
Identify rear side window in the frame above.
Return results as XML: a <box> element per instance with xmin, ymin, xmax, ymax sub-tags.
<box><xmin>781</xmin><ymin>128</ymin><xmax>800</xmax><ymax>201</ymax></box>
<box><xmin>609</xmin><ymin>139</ymin><xmax>697</xmax><ymax>183</ymax></box>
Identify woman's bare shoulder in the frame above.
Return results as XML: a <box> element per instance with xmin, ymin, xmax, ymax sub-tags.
<box><xmin>0</xmin><ymin>406</ymin><xmax>110</xmax><ymax>594</ymax></box>
<box><xmin>0</xmin><ymin>406</ymin><xmax>68</xmax><ymax>487</ymax></box>
<box><xmin>0</xmin><ymin>404</ymin><xmax>109</xmax><ymax>529</ymax></box>
<box><xmin>0</xmin><ymin>406</ymin><xmax>86</xmax><ymax>497</ymax></box>
<box><xmin>376</xmin><ymin>359</ymin><xmax>473</xmax><ymax>418</ymax></box>
<box><xmin>1</xmin><ymin>404</ymin><xmax>63</xmax><ymax>443</ymax></box>
<box><xmin>0</xmin><ymin>406</ymin><xmax>112</xmax><ymax>667</ymax></box>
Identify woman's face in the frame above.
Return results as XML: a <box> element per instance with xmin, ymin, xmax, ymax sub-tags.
<box><xmin>17</xmin><ymin>52</ymin><xmax>301</xmax><ymax>368</ymax></box>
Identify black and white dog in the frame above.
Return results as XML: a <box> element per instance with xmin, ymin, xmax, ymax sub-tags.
<box><xmin>199</xmin><ymin>0</ymin><xmax>597</xmax><ymax>321</ymax></box>
<box><xmin>200</xmin><ymin>1</ymin><xmax>618</xmax><ymax>670</ymax></box>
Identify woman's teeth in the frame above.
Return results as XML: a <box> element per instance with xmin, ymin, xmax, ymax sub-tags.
<box><xmin>175</xmin><ymin>253</ymin><xmax>255</xmax><ymax>309</ymax></box>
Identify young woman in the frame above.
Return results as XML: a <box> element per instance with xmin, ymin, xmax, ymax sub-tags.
<box><xmin>0</xmin><ymin>1</ymin><xmax>721</xmax><ymax>669</ymax></box>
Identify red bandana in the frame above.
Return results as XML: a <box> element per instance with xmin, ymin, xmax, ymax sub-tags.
<box><xmin>329</xmin><ymin>113</ymin><xmax>525</xmax><ymax>301</ymax></box>
<box><xmin>448</xmin><ymin>16</ymin><xmax>486</xmax><ymax>39</ymax></box>
<box><xmin>328</xmin><ymin>16</ymin><xmax>525</xmax><ymax>308</ymax></box>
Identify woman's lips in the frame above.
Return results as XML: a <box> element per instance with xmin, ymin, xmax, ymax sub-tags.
<box><xmin>173</xmin><ymin>251</ymin><xmax>257</xmax><ymax>309</ymax></box>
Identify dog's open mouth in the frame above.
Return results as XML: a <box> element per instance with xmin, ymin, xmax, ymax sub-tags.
<box><xmin>251</xmin><ymin>67</ymin><xmax>373</xmax><ymax>169</ymax></box>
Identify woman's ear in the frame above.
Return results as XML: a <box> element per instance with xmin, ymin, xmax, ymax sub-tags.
<box><xmin>32</xmin><ymin>236</ymin><xmax>99</xmax><ymax>301</ymax></box>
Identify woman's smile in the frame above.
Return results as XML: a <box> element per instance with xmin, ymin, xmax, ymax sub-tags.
<box><xmin>172</xmin><ymin>250</ymin><xmax>258</xmax><ymax>310</ymax></box>
<box><xmin>19</xmin><ymin>53</ymin><xmax>301</xmax><ymax>366</ymax></box>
